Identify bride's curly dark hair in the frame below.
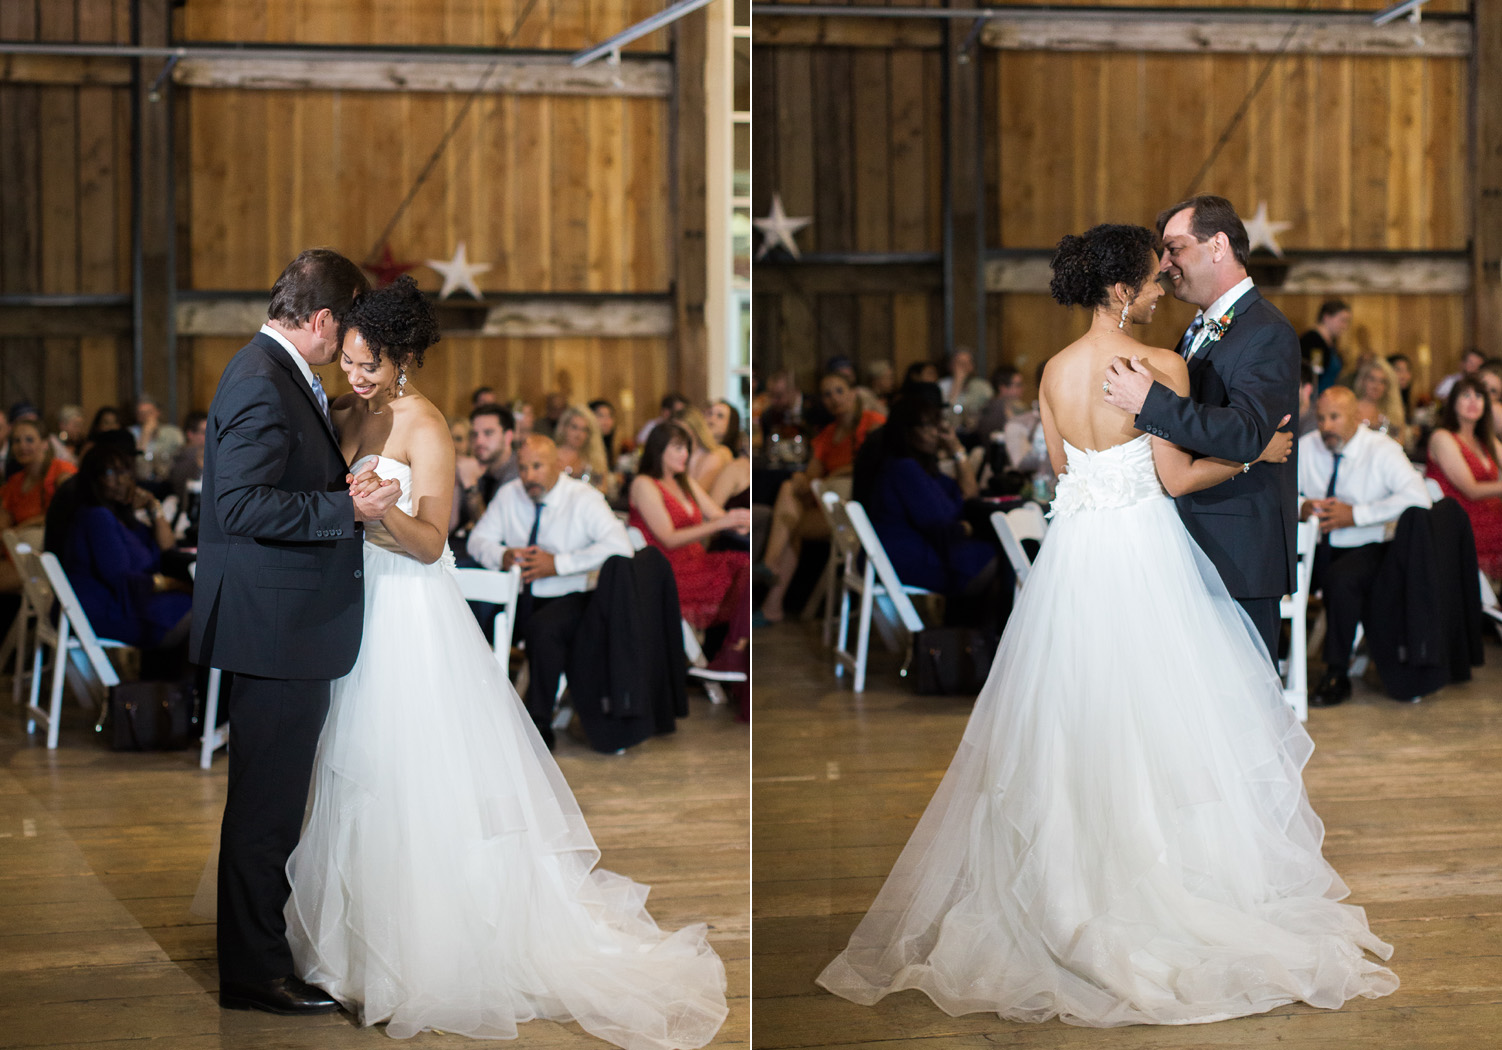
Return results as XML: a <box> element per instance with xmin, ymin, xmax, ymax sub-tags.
<box><xmin>1049</xmin><ymin>224</ymin><xmax>1158</xmax><ymax>309</ymax></box>
<box><xmin>338</xmin><ymin>274</ymin><xmax>441</xmax><ymax>369</ymax></box>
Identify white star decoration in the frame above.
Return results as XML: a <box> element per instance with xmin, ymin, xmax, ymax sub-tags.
<box><xmin>426</xmin><ymin>242</ymin><xmax>492</xmax><ymax>300</ymax></box>
<box><xmin>1243</xmin><ymin>201</ymin><xmax>1293</xmax><ymax>258</ymax></box>
<box><xmin>754</xmin><ymin>193</ymin><xmax>812</xmax><ymax>261</ymax></box>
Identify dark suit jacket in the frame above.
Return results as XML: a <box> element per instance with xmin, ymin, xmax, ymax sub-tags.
<box><xmin>188</xmin><ymin>333</ymin><xmax>364</xmax><ymax>679</ymax></box>
<box><xmin>1136</xmin><ymin>286</ymin><xmax>1299</xmax><ymax>600</ymax></box>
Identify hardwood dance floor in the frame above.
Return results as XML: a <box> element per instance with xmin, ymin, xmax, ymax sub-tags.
<box><xmin>0</xmin><ymin>685</ymin><xmax>748</xmax><ymax>1049</ymax></box>
<box><xmin>753</xmin><ymin>620</ymin><xmax>1502</xmax><ymax>1050</ymax></box>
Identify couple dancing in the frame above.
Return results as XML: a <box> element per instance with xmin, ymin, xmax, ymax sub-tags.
<box><xmin>188</xmin><ymin>249</ymin><xmax>726</xmax><ymax>1047</ymax></box>
<box><xmin>818</xmin><ymin>197</ymin><xmax>1398</xmax><ymax>1025</ymax></box>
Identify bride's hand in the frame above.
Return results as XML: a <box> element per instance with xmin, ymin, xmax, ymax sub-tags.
<box><xmin>1257</xmin><ymin>415</ymin><xmax>1294</xmax><ymax>464</ymax></box>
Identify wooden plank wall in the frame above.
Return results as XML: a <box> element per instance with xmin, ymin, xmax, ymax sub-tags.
<box><xmin>0</xmin><ymin>0</ymin><xmax>133</xmax><ymax>425</ymax></box>
<box><xmin>178</xmin><ymin>1</ymin><xmax>676</xmax><ymax>431</ymax></box>
<box><xmin>755</xmin><ymin>0</ymin><xmax>1477</xmax><ymax>401</ymax></box>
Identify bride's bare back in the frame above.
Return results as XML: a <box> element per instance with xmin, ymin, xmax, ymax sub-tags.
<box><xmin>1039</xmin><ymin>329</ymin><xmax>1189</xmax><ymax>471</ymax></box>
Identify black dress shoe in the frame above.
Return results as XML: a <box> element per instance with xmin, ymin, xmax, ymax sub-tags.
<box><xmin>220</xmin><ymin>975</ymin><xmax>340</xmax><ymax>1015</ymax></box>
<box><xmin>1310</xmin><ymin>670</ymin><xmax>1352</xmax><ymax>708</ymax></box>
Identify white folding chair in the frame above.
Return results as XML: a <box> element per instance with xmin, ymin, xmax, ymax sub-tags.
<box><xmin>801</xmin><ymin>475</ymin><xmax>853</xmax><ymax>626</ymax></box>
<box><xmin>1279</xmin><ymin>519</ymin><xmax>1321</xmax><ymax>722</ymax></box>
<box><xmin>989</xmin><ymin>503</ymin><xmax>1049</xmax><ymax>590</ymax></box>
<box><xmin>1</xmin><ymin>527</ymin><xmax>44</xmax><ymax>709</ymax></box>
<box><xmin>25</xmin><ymin>550</ymin><xmax>129</xmax><ymax>749</ymax></box>
<box><xmin>832</xmin><ymin>500</ymin><xmax>934</xmax><ymax>692</ymax></box>
<box><xmin>625</xmin><ymin>525</ymin><xmax>739</xmax><ymax>704</ymax></box>
<box><xmin>450</xmin><ymin>565</ymin><xmax>523</xmax><ymax>669</ymax></box>
<box><xmin>184</xmin><ymin>561</ymin><xmax>228</xmax><ymax>769</ymax></box>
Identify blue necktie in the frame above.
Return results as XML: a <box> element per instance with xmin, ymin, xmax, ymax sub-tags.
<box><xmin>1320</xmin><ymin>452</ymin><xmax>1343</xmax><ymax>547</ymax></box>
<box><xmin>1180</xmin><ymin>316</ymin><xmax>1204</xmax><ymax>359</ymax></box>
<box><xmin>517</xmin><ymin>501</ymin><xmax>545</xmax><ymax>622</ymax></box>
<box><xmin>310</xmin><ymin>373</ymin><xmax>330</xmax><ymax>421</ymax></box>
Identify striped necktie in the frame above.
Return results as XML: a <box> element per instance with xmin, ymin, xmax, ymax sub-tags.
<box><xmin>310</xmin><ymin>373</ymin><xmax>330</xmax><ymax>421</ymax></box>
<box><xmin>1180</xmin><ymin>316</ymin><xmax>1205</xmax><ymax>359</ymax></box>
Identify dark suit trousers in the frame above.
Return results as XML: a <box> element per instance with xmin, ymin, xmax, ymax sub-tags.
<box><xmin>217</xmin><ymin>674</ymin><xmax>331</xmax><ymax>984</ymax></box>
<box><xmin>1313</xmin><ymin>542</ymin><xmax>1387</xmax><ymax>670</ymax></box>
<box><xmin>520</xmin><ymin>591</ymin><xmax>591</xmax><ymax>737</ymax></box>
<box><xmin>1237</xmin><ymin>597</ymin><xmax>1282</xmax><ymax>663</ymax></box>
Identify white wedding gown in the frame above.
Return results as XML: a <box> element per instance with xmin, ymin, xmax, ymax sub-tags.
<box><xmin>816</xmin><ymin>435</ymin><xmax>1397</xmax><ymax>1026</ymax></box>
<box><xmin>283</xmin><ymin>455</ymin><xmax>728</xmax><ymax>1047</ymax></box>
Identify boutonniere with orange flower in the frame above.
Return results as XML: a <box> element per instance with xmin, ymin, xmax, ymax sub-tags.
<box><xmin>1202</xmin><ymin>307</ymin><xmax>1236</xmax><ymax>346</ymax></box>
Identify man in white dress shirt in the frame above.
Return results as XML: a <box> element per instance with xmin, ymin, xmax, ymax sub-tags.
<box><xmin>468</xmin><ymin>434</ymin><xmax>633</xmax><ymax>748</ymax></box>
<box><xmin>1299</xmin><ymin>387</ymin><xmax>1431</xmax><ymax>707</ymax></box>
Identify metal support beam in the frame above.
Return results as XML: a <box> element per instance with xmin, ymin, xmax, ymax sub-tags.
<box><xmin>132</xmin><ymin>0</ymin><xmax>175</xmax><ymax>416</ymax></box>
<box><xmin>1476</xmin><ymin>1</ymin><xmax>1502</xmax><ymax>357</ymax></box>
<box><xmin>943</xmin><ymin>3</ymin><xmax>986</xmax><ymax>367</ymax></box>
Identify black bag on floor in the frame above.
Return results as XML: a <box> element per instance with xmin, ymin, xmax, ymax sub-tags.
<box><xmin>910</xmin><ymin>627</ymin><xmax>997</xmax><ymax>696</ymax></box>
<box><xmin>110</xmin><ymin>680</ymin><xmax>194</xmax><ymax>751</ymax></box>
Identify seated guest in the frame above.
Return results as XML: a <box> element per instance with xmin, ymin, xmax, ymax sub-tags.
<box><xmin>0</xmin><ymin>418</ymin><xmax>78</xmax><ymax>592</ymax></box>
<box><xmin>937</xmin><ymin>348</ymin><xmax>993</xmax><ymax>434</ymax></box>
<box><xmin>471</xmin><ymin>385</ymin><xmax>497</xmax><ymax>408</ymax></box>
<box><xmin>510</xmin><ymin>399</ymin><xmax>534</xmax><ymax>445</ymax></box>
<box><xmin>467</xmin><ymin>435</ymin><xmax>634</xmax><ymax>749</ymax></box>
<box><xmin>757</xmin><ymin>370</ymin><xmax>885</xmax><ymax>623</ymax></box>
<box><xmin>536</xmin><ymin>391</ymin><xmax>567</xmax><ymax>441</ymax></box>
<box><xmin>852</xmin><ymin>393</ymin><xmax>1009</xmax><ymax>632</ymax></box>
<box><xmin>451</xmin><ymin>404</ymin><xmax>516</xmax><ymax>548</ymax></box>
<box><xmin>1300</xmin><ymin>299</ymin><xmax>1351</xmax><ymax>394</ymax></box>
<box><xmin>973</xmin><ymin>364</ymin><xmax>1027</xmax><ymax>440</ymax></box>
<box><xmin>167</xmin><ymin>412</ymin><xmax>207</xmax><ymax>503</ymax></box>
<box><xmin>865</xmin><ymin>361</ymin><xmax>895</xmax><ymax>415</ymax></box>
<box><xmin>49</xmin><ymin>443</ymin><xmax>192</xmax><ymax>675</ymax></box>
<box><xmin>706</xmin><ymin>399</ymin><xmax>744</xmax><ymax>458</ymax></box>
<box><xmin>449</xmin><ymin>416</ymin><xmax>471</xmax><ymax>458</ymax></box>
<box><xmin>131</xmin><ymin>395</ymin><xmax>184</xmax><ymax>484</ymax></box>
<box><xmin>1436</xmin><ymin>347</ymin><xmax>1486</xmax><ymax>403</ymax></box>
<box><xmin>635</xmin><ymin>391</ymin><xmax>689</xmax><ymax>449</ymax></box>
<box><xmin>1387</xmin><ymin>354</ymin><xmax>1414</xmax><ymax>417</ymax></box>
<box><xmin>1426</xmin><ymin>376</ymin><xmax>1502</xmax><ymax>582</ymax></box>
<box><xmin>1477</xmin><ymin>360</ymin><xmax>1502</xmax><ymax>437</ymax></box>
<box><xmin>674</xmin><ymin>406</ymin><xmax>733</xmax><ymax>492</ymax></box>
<box><xmin>628</xmin><ymin>423</ymin><xmax>751</xmax><ymax>702</ymax></box>
<box><xmin>1300</xmin><ymin>387</ymin><xmax>1432</xmax><ymax>707</ymax></box>
<box><xmin>85</xmin><ymin>405</ymin><xmax>122</xmax><ymax>448</ymax></box>
<box><xmin>554</xmin><ymin>403</ymin><xmax>616</xmax><ymax>498</ymax></box>
<box><xmin>56</xmin><ymin>405</ymin><xmax>86</xmax><ymax>460</ymax></box>
<box><xmin>1297</xmin><ymin>361</ymin><xmax>1317</xmax><ymax>439</ymax></box>
<box><xmin>752</xmin><ymin>372</ymin><xmax>803</xmax><ymax>449</ymax></box>
<box><xmin>589</xmin><ymin>398</ymin><xmax>618</xmax><ymax>460</ymax></box>
<box><xmin>1353</xmin><ymin>356</ymin><xmax>1409</xmax><ymax>447</ymax></box>
<box><xmin>0</xmin><ymin>418</ymin><xmax>77</xmax><ymax>532</ymax></box>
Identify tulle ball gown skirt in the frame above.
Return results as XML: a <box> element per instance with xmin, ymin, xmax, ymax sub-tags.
<box><xmin>817</xmin><ymin>463</ymin><xmax>1397</xmax><ymax>1027</ymax></box>
<box><xmin>285</xmin><ymin>541</ymin><xmax>728</xmax><ymax>1047</ymax></box>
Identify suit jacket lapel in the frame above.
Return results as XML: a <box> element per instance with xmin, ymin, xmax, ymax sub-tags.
<box><xmin>1190</xmin><ymin>286</ymin><xmax>1262</xmax><ymax>369</ymax></box>
<box><xmin>252</xmin><ymin>334</ymin><xmax>342</xmax><ymax>450</ymax></box>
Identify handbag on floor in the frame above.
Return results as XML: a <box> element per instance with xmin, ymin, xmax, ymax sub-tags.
<box><xmin>110</xmin><ymin>680</ymin><xmax>194</xmax><ymax>751</ymax></box>
<box><xmin>909</xmin><ymin>627</ymin><xmax>997</xmax><ymax>696</ymax></box>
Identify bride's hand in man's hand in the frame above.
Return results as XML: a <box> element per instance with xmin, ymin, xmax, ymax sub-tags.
<box><xmin>351</xmin><ymin>472</ymin><xmax>400</xmax><ymax>522</ymax></box>
<box><xmin>1257</xmin><ymin>415</ymin><xmax>1295</xmax><ymax>464</ymax></box>
<box><xmin>1102</xmin><ymin>356</ymin><xmax>1153</xmax><ymax>416</ymax></box>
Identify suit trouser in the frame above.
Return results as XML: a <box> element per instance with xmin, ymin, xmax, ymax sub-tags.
<box><xmin>520</xmin><ymin>591</ymin><xmax>592</xmax><ymax>737</ymax></box>
<box><xmin>217</xmin><ymin>674</ymin><xmax>331</xmax><ymax>984</ymax></box>
<box><xmin>1237</xmin><ymin>596</ymin><xmax>1282</xmax><ymax>664</ymax></box>
<box><xmin>1312</xmin><ymin>541</ymin><xmax>1388</xmax><ymax>669</ymax></box>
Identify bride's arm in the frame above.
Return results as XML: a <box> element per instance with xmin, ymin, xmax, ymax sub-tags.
<box><xmin>377</xmin><ymin>410</ymin><xmax>455</xmax><ymax>564</ymax></box>
<box><xmin>1039</xmin><ymin>381</ymin><xmax>1066</xmax><ymax>477</ymax></box>
<box><xmin>1153</xmin><ymin>419</ymin><xmax>1292</xmax><ymax>497</ymax></box>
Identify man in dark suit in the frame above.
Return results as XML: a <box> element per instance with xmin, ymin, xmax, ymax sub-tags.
<box><xmin>1104</xmin><ymin>195</ymin><xmax>1299</xmax><ymax>659</ymax></box>
<box><xmin>190</xmin><ymin>249</ymin><xmax>400</xmax><ymax>1015</ymax></box>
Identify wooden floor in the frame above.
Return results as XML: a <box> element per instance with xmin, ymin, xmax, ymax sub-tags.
<box><xmin>752</xmin><ymin>619</ymin><xmax>1502</xmax><ymax>1050</ymax></box>
<box><xmin>0</xmin><ymin>686</ymin><xmax>748</xmax><ymax>1049</ymax></box>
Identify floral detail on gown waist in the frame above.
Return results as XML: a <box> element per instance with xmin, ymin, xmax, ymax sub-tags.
<box><xmin>1048</xmin><ymin>435</ymin><xmax>1166</xmax><ymax>520</ymax></box>
<box><xmin>350</xmin><ymin>454</ymin><xmax>455</xmax><ymax>567</ymax></box>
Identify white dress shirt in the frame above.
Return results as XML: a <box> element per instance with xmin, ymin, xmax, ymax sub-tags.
<box><xmin>259</xmin><ymin>323</ymin><xmax>321</xmax><ymax>394</ymax></box>
<box><xmin>466</xmin><ymin>474</ymin><xmax>633</xmax><ymax>597</ymax></box>
<box><xmin>1186</xmin><ymin>276</ymin><xmax>1255</xmax><ymax>360</ymax></box>
<box><xmin>1297</xmin><ymin>425</ymin><xmax>1432</xmax><ymax>548</ymax></box>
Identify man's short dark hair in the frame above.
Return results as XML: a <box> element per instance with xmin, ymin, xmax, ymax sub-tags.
<box><xmin>1156</xmin><ymin>194</ymin><xmax>1250</xmax><ymax>268</ymax></box>
<box><xmin>1300</xmin><ymin>361</ymin><xmax>1315</xmax><ymax>388</ymax></box>
<box><xmin>660</xmin><ymin>391</ymin><xmax>688</xmax><ymax>412</ymax></box>
<box><xmin>471</xmin><ymin>385</ymin><xmax>495</xmax><ymax>406</ymax></box>
<box><xmin>470</xmin><ymin>403</ymin><xmax>515</xmax><ymax>431</ymax></box>
<box><xmin>267</xmin><ymin>248</ymin><xmax>370</xmax><ymax>328</ymax></box>
<box><xmin>1318</xmin><ymin>299</ymin><xmax>1351</xmax><ymax>321</ymax></box>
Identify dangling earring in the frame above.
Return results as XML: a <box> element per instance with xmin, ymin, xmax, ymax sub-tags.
<box><xmin>397</xmin><ymin>367</ymin><xmax>408</xmax><ymax>397</ymax></box>
<box><xmin>1118</xmin><ymin>300</ymin><xmax>1131</xmax><ymax>330</ymax></box>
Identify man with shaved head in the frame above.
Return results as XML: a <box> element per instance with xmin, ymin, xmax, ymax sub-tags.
<box><xmin>1298</xmin><ymin>387</ymin><xmax>1431</xmax><ymax>706</ymax></box>
<box><xmin>468</xmin><ymin>434</ymin><xmax>633</xmax><ymax>747</ymax></box>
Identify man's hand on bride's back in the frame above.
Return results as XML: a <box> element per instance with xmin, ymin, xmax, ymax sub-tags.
<box><xmin>1257</xmin><ymin>414</ymin><xmax>1294</xmax><ymax>464</ymax></box>
<box><xmin>348</xmin><ymin>468</ymin><xmax>401</xmax><ymax>522</ymax></box>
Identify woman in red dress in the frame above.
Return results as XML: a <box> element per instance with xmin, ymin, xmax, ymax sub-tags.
<box><xmin>0</xmin><ymin>417</ymin><xmax>78</xmax><ymax>592</ymax></box>
<box><xmin>629</xmin><ymin>422</ymin><xmax>752</xmax><ymax>716</ymax></box>
<box><xmin>1427</xmin><ymin>375</ymin><xmax>1502</xmax><ymax>581</ymax></box>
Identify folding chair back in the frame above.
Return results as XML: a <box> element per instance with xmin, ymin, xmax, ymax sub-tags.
<box><xmin>1278</xmin><ymin>518</ymin><xmax>1321</xmax><ymax>722</ymax></box>
<box><xmin>451</xmin><ymin>565</ymin><xmax>524</xmax><ymax>667</ymax></box>
<box><xmin>826</xmin><ymin>499</ymin><xmax>934</xmax><ymax>691</ymax></box>
<box><xmin>990</xmin><ymin>503</ymin><xmax>1048</xmax><ymax>587</ymax></box>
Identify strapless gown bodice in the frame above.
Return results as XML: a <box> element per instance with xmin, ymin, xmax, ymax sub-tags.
<box><xmin>349</xmin><ymin>453</ymin><xmax>452</xmax><ymax>564</ymax></box>
<box><xmin>1050</xmin><ymin>434</ymin><xmax>1165</xmax><ymax>519</ymax></box>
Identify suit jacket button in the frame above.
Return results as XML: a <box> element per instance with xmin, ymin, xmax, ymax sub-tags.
<box><xmin>354</xmin><ymin>569</ymin><xmax>362</xmax><ymax>579</ymax></box>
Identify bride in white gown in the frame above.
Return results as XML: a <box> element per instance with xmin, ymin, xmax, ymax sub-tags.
<box><xmin>816</xmin><ymin>224</ymin><xmax>1397</xmax><ymax>1026</ymax></box>
<box><xmin>283</xmin><ymin>277</ymin><xmax>727</xmax><ymax>1047</ymax></box>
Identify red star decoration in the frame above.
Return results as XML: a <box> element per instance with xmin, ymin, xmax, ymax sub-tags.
<box><xmin>365</xmin><ymin>244</ymin><xmax>417</xmax><ymax>288</ymax></box>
